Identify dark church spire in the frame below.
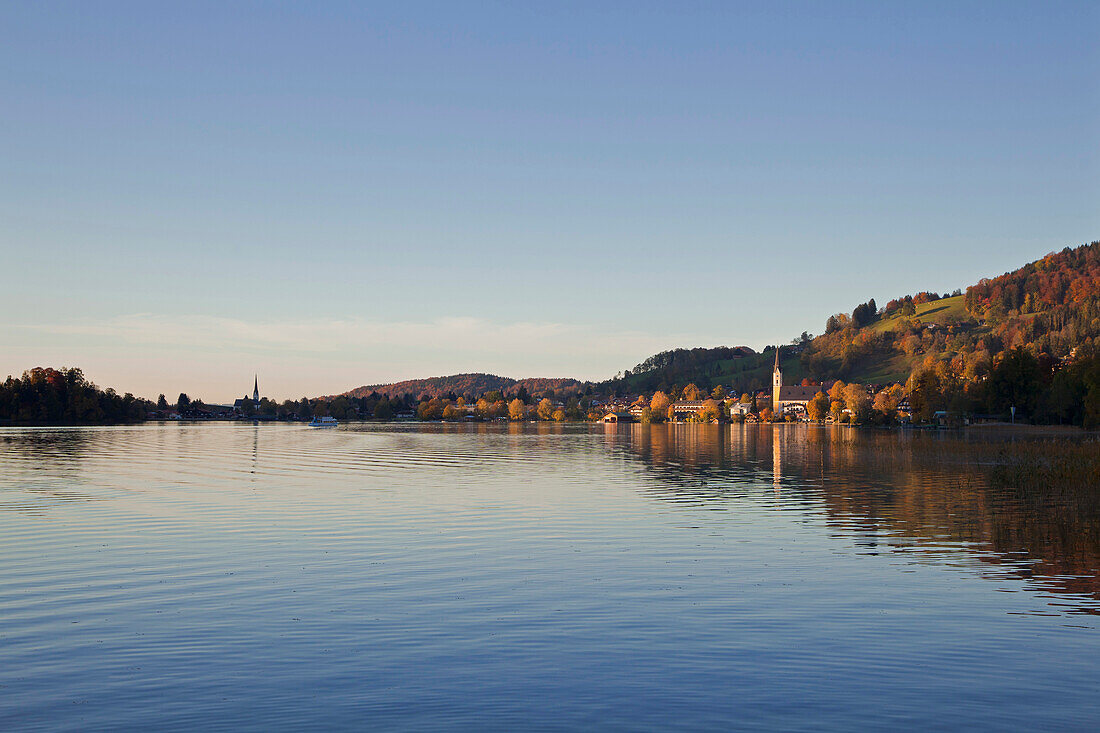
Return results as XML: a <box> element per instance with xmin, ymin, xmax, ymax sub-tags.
<box><xmin>253</xmin><ymin>375</ymin><xmax>259</xmax><ymax>403</ymax></box>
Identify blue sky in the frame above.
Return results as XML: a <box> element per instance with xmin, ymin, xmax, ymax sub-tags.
<box><xmin>2</xmin><ymin>1</ymin><xmax>1097</xmax><ymax>401</ymax></box>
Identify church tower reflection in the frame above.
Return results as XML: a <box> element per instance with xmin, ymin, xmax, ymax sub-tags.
<box><xmin>772</xmin><ymin>425</ymin><xmax>782</xmax><ymax>501</ymax></box>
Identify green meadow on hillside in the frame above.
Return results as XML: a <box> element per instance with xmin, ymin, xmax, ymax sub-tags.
<box><xmin>869</xmin><ymin>295</ymin><xmax>971</xmax><ymax>333</ymax></box>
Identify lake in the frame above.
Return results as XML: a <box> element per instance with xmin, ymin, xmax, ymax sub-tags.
<box><xmin>1</xmin><ymin>423</ymin><xmax>1098</xmax><ymax>731</ymax></box>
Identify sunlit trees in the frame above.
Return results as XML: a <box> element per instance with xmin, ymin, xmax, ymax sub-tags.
<box><xmin>682</xmin><ymin>383</ymin><xmax>702</xmax><ymax>401</ymax></box>
<box><xmin>873</xmin><ymin>385</ymin><xmax>904</xmax><ymax>418</ymax></box>
<box><xmin>842</xmin><ymin>384</ymin><xmax>871</xmax><ymax>423</ymax></box>
<box><xmin>417</xmin><ymin>398</ymin><xmax>443</xmax><ymax>420</ymax></box>
<box><xmin>698</xmin><ymin>399</ymin><xmax>721</xmax><ymax>422</ymax></box>
<box><xmin>827</xmin><ymin>381</ymin><xmax>846</xmax><ymax>403</ymax></box>
<box><xmin>760</xmin><ymin>407</ymin><xmax>774</xmax><ymax>422</ymax></box>
<box><xmin>650</xmin><ymin>390</ymin><xmax>670</xmax><ymax>415</ymax></box>
<box><xmin>806</xmin><ymin>392</ymin><xmax>830</xmax><ymax>421</ymax></box>
<box><xmin>508</xmin><ymin>398</ymin><xmax>526</xmax><ymax>420</ymax></box>
<box><xmin>537</xmin><ymin>398</ymin><xmax>554</xmax><ymax>420</ymax></box>
<box><xmin>829</xmin><ymin>400</ymin><xmax>844</xmax><ymax>421</ymax></box>
<box><xmin>710</xmin><ymin>385</ymin><xmax>727</xmax><ymax>400</ymax></box>
<box><xmin>552</xmin><ymin>408</ymin><xmax>566</xmax><ymax>422</ymax></box>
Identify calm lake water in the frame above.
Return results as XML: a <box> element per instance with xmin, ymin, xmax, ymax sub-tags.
<box><xmin>2</xmin><ymin>423</ymin><xmax>1098</xmax><ymax>731</ymax></box>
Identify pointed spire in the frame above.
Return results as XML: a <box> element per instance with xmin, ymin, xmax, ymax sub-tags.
<box><xmin>253</xmin><ymin>374</ymin><xmax>259</xmax><ymax>403</ymax></box>
<box><xmin>774</xmin><ymin>346</ymin><xmax>780</xmax><ymax>372</ymax></box>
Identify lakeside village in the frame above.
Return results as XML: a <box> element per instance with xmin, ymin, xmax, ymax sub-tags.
<box><xmin>158</xmin><ymin>355</ymin><xmax>938</xmax><ymax>427</ymax></box>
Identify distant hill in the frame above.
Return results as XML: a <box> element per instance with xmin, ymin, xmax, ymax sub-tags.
<box><xmin>336</xmin><ymin>373</ymin><xmax>587</xmax><ymax>400</ymax></box>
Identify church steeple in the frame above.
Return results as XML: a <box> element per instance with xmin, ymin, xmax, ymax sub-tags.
<box><xmin>772</xmin><ymin>347</ymin><xmax>783</xmax><ymax>414</ymax></box>
<box><xmin>253</xmin><ymin>375</ymin><xmax>259</xmax><ymax>404</ymax></box>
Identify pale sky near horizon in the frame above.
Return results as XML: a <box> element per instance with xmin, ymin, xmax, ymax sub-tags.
<box><xmin>2</xmin><ymin>1</ymin><xmax>1098</xmax><ymax>402</ymax></box>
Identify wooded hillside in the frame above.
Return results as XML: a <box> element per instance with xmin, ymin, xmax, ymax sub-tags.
<box><xmin>338</xmin><ymin>373</ymin><xmax>586</xmax><ymax>401</ymax></box>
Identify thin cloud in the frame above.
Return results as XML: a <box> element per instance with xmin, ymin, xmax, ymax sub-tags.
<box><xmin>15</xmin><ymin>313</ymin><xmax>712</xmax><ymax>375</ymax></box>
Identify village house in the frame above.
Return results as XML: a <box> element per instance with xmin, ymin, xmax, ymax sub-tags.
<box><xmin>669</xmin><ymin>400</ymin><xmax>709</xmax><ymax>419</ymax></box>
<box><xmin>729</xmin><ymin>402</ymin><xmax>752</xmax><ymax>417</ymax></box>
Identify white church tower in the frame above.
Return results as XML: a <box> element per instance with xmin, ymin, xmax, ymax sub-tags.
<box><xmin>772</xmin><ymin>348</ymin><xmax>782</xmax><ymax>414</ymax></box>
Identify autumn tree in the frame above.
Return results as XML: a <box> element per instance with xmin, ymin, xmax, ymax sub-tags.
<box><xmin>842</xmin><ymin>384</ymin><xmax>871</xmax><ymax>423</ymax></box>
<box><xmin>552</xmin><ymin>408</ymin><xmax>566</xmax><ymax>422</ymax></box>
<box><xmin>829</xmin><ymin>400</ymin><xmax>844</xmax><ymax>421</ymax></box>
<box><xmin>417</xmin><ymin>398</ymin><xmax>443</xmax><ymax>420</ymax></box>
<box><xmin>650</xmin><ymin>391</ymin><xmax>670</xmax><ymax>415</ymax></box>
<box><xmin>828</xmin><ymin>381</ymin><xmax>846</xmax><ymax>403</ymax></box>
<box><xmin>508</xmin><ymin>398</ymin><xmax>526</xmax><ymax>420</ymax></box>
<box><xmin>698</xmin><ymin>399</ymin><xmax>721</xmax><ymax>422</ymax></box>
<box><xmin>710</xmin><ymin>385</ymin><xmax>727</xmax><ymax>400</ymax></box>
<box><xmin>537</xmin><ymin>398</ymin><xmax>554</xmax><ymax>420</ymax></box>
<box><xmin>806</xmin><ymin>392</ymin><xmax>830</xmax><ymax>421</ymax></box>
<box><xmin>682</xmin><ymin>383</ymin><xmax>702</xmax><ymax>401</ymax></box>
<box><xmin>873</xmin><ymin>385</ymin><xmax>904</xmax><ymax>417</ymax></box>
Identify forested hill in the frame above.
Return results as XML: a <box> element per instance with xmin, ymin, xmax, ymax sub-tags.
<box><xmin>799</xmin><ymin>240</ymin><xmax>1100</xmax><ymax>385</ymax></box>
<box><xmin>605</xmin><ymin>240</ymin><xmax>1100</xmax><ymax>396</ymax></box>
<box><xmin>599</xmin><ymin>346</ymin><xmax>776</xmax><ymax>396</ymax></box>
<box><xmin>337</xmin><ymin>373</ymin><xmax>587</xmax><ymax>401</ymax></box>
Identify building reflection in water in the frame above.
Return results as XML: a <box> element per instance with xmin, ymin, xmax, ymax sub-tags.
<box><xmin>612</xmin><ymin>423</ymin><xmax>1100</xmax><ymax>615</ymax></box>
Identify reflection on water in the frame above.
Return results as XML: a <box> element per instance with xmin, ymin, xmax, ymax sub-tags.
<box><xmin>1</xmin><ymin>423</ymin><xmax>1098</xmax><ymax>731</ymax></box>
<box><xmin>615</xmin><ymin>423</ymin><xmax>1100</xmax><ymax>615</ymax></box>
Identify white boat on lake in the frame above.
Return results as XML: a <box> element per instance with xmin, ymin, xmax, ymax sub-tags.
<box><xmin>309</xmin><ymin>416</ymin><xmax>338</xmax><ymax>428</ymax></box>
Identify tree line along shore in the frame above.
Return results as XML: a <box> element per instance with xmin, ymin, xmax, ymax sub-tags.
<box><xmin>2</xmin><ymin>350</ymin><xmax>1098</xmax><ymax>429</ymax></box>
